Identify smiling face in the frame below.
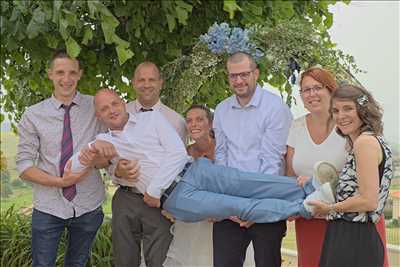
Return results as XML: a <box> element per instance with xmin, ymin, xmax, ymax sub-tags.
<box><xmin>300</xmin><ymin>75</ymin><xmax>332</xmax><ymax>114</ymax></box>
<box><xmin>331</xmin><ymin>99</ymin><xmax>363</xmax><ymax>140</ymax></box>
<box><xmin>48</xmin><ymin>57</ymin><xmax>82</xmax><ymax>103</ymax></box>
<box><xmin>95</xmin><ymin>90</ymin><xmax>128</xmax><ymax>131</ymax></box>
<box><xmin>132</xmin><ymin>63</ymin><xmax>163</xmax><ymax>108</ymax></box>
<box><xmin>186</xmin><ymin>108</ymin><xmax>212</xmax><ymax>142</ymax></box>
<box><xmin>227</xmin><ymin>57</ymin><xmax>259</xmax><ymax>106</ymax></box>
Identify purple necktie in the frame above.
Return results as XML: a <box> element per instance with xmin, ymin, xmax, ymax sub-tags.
<box><xmin>60</xmin><ymin>104</ymin><xmax>76</xmax><ymax>201</ymax></box>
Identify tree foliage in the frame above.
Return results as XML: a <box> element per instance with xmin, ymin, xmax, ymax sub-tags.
<box><xmin>1</xmin><ymin>0</ymin><xmax>352</xmax><ymax>126</ymax></box>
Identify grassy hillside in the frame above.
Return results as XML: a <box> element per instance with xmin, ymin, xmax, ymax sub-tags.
<box><xmin>1</xmin><ymin>131</ymin><xmax>18</xmax><ymax>179</ymax></box>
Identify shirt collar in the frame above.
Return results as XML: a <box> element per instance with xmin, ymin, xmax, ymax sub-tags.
<box><xmin>50</xmin><ymin>91</ymin><xmax>82</xmax><ymax>109</ymax></box>
<box><xmin>231</xmin><ymin>84</ymin><xmax>262</xmax><ymax>109</ymax></box>
<box><xmin>134</xmin><ymin>99</ymin><xmax>162</xmax><ymax>112</ymax></box>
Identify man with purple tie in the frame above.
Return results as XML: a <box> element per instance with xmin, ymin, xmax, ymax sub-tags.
<box><xmin>16</xmin><ymin>50</ymin><xmax>105</xmax><ymax>267</ymax></box>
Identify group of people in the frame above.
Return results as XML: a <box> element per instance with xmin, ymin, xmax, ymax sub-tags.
<box><xmin>16</xmin><ymin>49</ymin><xmax>392</xmax><ymax>267</ymax></box>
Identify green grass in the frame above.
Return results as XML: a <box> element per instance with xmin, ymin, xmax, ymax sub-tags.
<box><xmin>0</xmin><ymin>188</ymin><xmax>32</xmax><ymax>213</ymax></box>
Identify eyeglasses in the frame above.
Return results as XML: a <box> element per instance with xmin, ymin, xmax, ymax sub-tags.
<box><xmin>228</xmin><ymin>70</ymin><xmax>254</xmax><ymax>81</ymax></box>
<box><xmin>300</xmin><ymin>85</ymin><xmax>325</xmax><ymax>95</ymax></box>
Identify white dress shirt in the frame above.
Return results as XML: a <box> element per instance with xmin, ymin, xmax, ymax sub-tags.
<box><xmin>71</xmin><ymin>111</ymin><xmax>189</xmax><ymax>198</ymax></box>
<box><xmin>214</xmin><ymin>85</ymin><xmax>292</xmax><ymax>175</ymax></box>
<box><xmin>126</xmin><ymin>99</ymin><xmax>187</xmax><ymax>143</ymax></box>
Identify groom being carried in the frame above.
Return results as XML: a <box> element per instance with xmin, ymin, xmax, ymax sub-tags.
<box><xmin>71</xmin><ymin>88</ymin><xmax>338</xmax><ymax>224</ymax></box>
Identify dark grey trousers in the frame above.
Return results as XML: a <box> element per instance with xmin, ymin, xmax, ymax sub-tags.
<box><xmin>112</xmin><ymin>188</ymin><xmax>173</xmax><ymax>267</ymax></box>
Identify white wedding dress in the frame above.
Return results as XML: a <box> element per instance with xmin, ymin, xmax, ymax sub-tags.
<box><xmin>163</xmin><ymin>221</ymin><xmax>255</xmax><ymax>267</ymax></box>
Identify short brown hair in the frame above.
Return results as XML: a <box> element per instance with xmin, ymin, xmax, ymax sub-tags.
<box><xmin>49</xmin><ymin>49</ymin><xmax>81</xmax><ymax>69</ymax></box>
<box><xmin>332</xmin><ymin>84</ymin><xmax>383</xmax><ymax>139</ymax></box>
<box><xmin>227</xmin><ymin>52</ymin><xmax>258</xmax><ymax>70</ymax></box>
<box><xmin>300</xmin><ymin>67</ymin><xmax>337</xmax><ymax>93</ymax></box>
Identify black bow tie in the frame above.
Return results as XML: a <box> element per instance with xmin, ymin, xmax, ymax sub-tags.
<box><xmin>140</xmin><ymin>107</ymin><xmax>153</xmax><ymax>112</ymax></box>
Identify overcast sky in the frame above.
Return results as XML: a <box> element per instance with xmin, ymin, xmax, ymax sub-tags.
<box><xmin>291</xmin><ymin>1</ymin><xmax>399</xmax><ymax>144</ymax></box>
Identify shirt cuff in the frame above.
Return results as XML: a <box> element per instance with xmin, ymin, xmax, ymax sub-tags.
<box><xmin>106</xmin><ymin>156</ymin><xmax>121</xmax><ymax>179</ymax></box>
<box><xmin>146</xmin><ymin>184</ymin><xmax>162</xmax><ymax>199</ymax></box>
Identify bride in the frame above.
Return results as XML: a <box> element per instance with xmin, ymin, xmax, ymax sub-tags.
<box><xmin>163</xmin><ymin>104</ymin><xmax>255</xmax><ymax>267</ymax></box>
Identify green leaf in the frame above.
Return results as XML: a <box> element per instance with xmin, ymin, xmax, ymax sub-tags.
<box><xmin>9</xmin><ymin>8</ymin><xmax>20</xmax><ymax>22</ymax></box>
<box><xmin>52</xmin><ymin>1</ymin><xmax>63</xmax><ymax>23</ymax></box>
<box><xmin>87</xmin><ymin>1</ymin><xmax>97</xmax><ymax>18</ymax></box>
<box><xmin>1</xmin><ymin>1</ymin><xmax>9</xmax><ymax>12</ymax></box>
<box><xmin>175</xmin><ymin>7</ymin><xmax>188</xmax><ymax>25</ymax></box>
<box><xmin>66</xmin><ymin>37</ymin><xmax>81</xmax><ymax>58</ymax></box>
<box><xmin>116</xmin><ymin>45</ymin><xmax>134</xmax><ymax>65</ymax></box>
<box><xmin>112</xmin><ymin>35</ymin><xmax>129</xmax><ymax>48</ymax></box>
<box><xmin>0</xmin><ymin>113</ymin><xmax>4</xmax><ymax>124</ymax></box>
<box><xmin>166</xmin><ymin>14</ymin><xmax>176</xmax><ymax>32</ymax></box>
<box><xmin>32</xmin><ymin>7</ymin><xmax>45</xmax><ymax>24</ymax></box>
<box><xmin>82</xmin><ymin>27</ymin><xmax>93</xmax><ymax>45</ymax></box>
<box><xmin>101</xmin><ymin>20</ymin><xmax>114</xmax><ymax>44</ymax></box>
<box><xmin>176</xmin><ymin>0</ymin><xmax>193</xmax><ymax>12</ymax></box>
<box><xmin>59</xmin><ymin>18</ymin><xmax>69</xmax><ymax>39</ymax></box>
<box><xmin>101</xmin><ymin>14</ymin><xmax>120</xmax><ymax>44</ymax></box>
<box><xmin>324</xmin><ymin>13</ymin><xmax>333</xmax><ymax>29</ymax></box>
<box><xmin>63</xmin><ymin>10</ymin><xmax>77</xmax><ymax>27</ymax></box>
<box><xmin>46</xmin><ymin>34</ymin><xmax>59</xmax><ymax>49</ymax></box>
<box><xmin>26</xmin><ymin>20</ymin><xmax>40</xmax><ymax>39</ymax></box>
<box><xmin>223</xmin><ymin>0</ymin><xmax>242</xmax><ymax>19</ymax></box>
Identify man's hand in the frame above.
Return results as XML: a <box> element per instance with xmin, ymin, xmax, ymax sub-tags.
<box><xmin>61</xmin><ymin>161</ymin><xmax>90</xmax><ymax>187</ymax></box>
<box><xmin>161</xmin><ymin>210</ymin><xmax>175</xmax><ymax>222</ymax></box>
<box><xmin>229</xmin><ymin>216</ymin><xmax>255</xmax><ymax>228</ymax></box>
<box><xmin>297</xmin><ymin>175</ymin><xmax>311</xmax><ymax>187</ymax></box>
<box><xmin>92</xmin><ymin>140</ymin><xmax>117</xmax><ymax>159</ymax></box>
<box><xmin>143</xmin><ymin>192</ymin><xmax>160</xmax><ymax>208</ymax></box>
<box><xmin>115</xmin><ymin>159</ymin><xmax>140</xmax><ymax>182</ymax></box>
<box><xmin>78</xmin><ymin>146</ymin><xmax>98</xmax><ymax>167</ymax></box>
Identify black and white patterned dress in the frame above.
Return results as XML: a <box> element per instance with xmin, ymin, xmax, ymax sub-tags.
<box><xmin>319</xmin><ymin>135</ymin><xmax>393</xmax><ymax>267</ymax></box>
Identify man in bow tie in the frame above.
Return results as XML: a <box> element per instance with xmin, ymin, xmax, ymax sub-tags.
<box><xmin>110</xmin><ymin>62</ymin><xmax>186</xmax><ymax>267</ymax></box>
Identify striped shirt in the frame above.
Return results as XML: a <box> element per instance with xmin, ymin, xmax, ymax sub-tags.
<box><xmin>16</xmin><ymin>92</ymin><xmax>106</xmax><ymax>219</ymax></box>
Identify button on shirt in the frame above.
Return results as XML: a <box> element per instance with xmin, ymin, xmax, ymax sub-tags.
<box><xmin>126</xmin><ymin>99</ymin><xmax>187</xmax><ymax>142</ymax></box>
<box><xmin>71</xmin><ymin>111</ymin><xmax>189</xmax><ymax>198</ymax></box>
<box><xmin>213</xmin><ymin>85</ymin><xmax>293</xmax><ymax>175</ymax></box>
<box><xmin>16</xmin><ymin>92</ymin><xmax>105</xmax><ymax>219</ymax></box>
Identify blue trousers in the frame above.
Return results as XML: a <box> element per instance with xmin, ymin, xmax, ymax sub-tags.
<box><xmin>31</xmin><ymin>207</ymin><xmax>104</xmax><ymax>267</ymax></box>
<box><xmin>164</xmin><ymin>158</ymin><xmax>314</xmax><ymax>222</ymax></box>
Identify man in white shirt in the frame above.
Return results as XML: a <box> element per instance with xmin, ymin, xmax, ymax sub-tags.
<box><xmin>99</xmin><ymin>61</ymin><xmax>186</xmax><ymax>267</ymax></box>
<box><xmin>127</xmin><ymin>61</ymin><xmax>186</xmax><ymax>141</ymax></box>
<box><xmin>80</xmin><ymin>88</ymin><xmax>188</xmax><ymax>267</ymax></box>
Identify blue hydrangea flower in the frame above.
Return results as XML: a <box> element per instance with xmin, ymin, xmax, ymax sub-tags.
<box><xmin>200</xmin><ymin>22</ymin><xmax>264</xmax><ymax>60</ymax></box>
<box><xmin>200</xmin><ymin>22</ymin><xmax>231</xmax><ymax>54</ymax></box>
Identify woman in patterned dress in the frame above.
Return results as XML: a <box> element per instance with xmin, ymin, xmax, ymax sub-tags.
<box><xmin>309</xmin><ymin>85</ymin><xmax>393</xmax><ymax>267</ymax></box>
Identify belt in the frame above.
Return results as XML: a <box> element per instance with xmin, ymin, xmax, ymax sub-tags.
<box><xmin>160</xmin><ymin>180</ymin><xmax>179</xmax><ymax>208</ymax></box>
<box><xmin>119</xmin><ymin>185</ymin><xmax>143</xmax><ymax>196</ymax></box>
<box><xmin>160</xmin><ymin>161</ymin><xmax>192</xmax><ymax>208</ymax></box>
